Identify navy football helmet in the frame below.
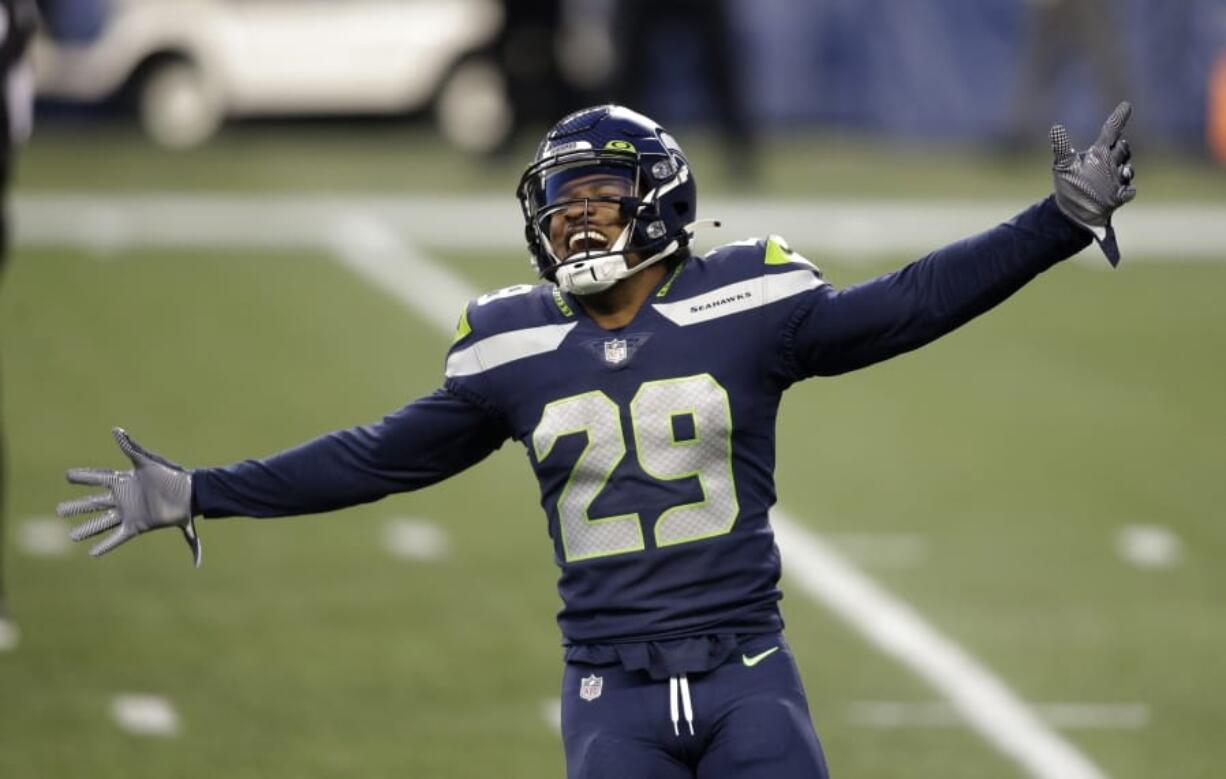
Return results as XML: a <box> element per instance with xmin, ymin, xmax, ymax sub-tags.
<box><xmin>516</xmin><ymin>105</ymin><xmax>698</xmax><ymax>295</ymax></box>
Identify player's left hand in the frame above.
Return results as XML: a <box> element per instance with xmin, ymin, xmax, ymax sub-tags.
<box><xmin>1050</xmin><ymin>101</ymin><xmax>1136</xmax><ymax>266</ymax></box>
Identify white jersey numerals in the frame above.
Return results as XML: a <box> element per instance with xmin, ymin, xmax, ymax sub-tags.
<box><xmin>533</xmin><ymin>391</ymin><xmax>644</xmax><ymax>561</ymax></box>
<box><xmin>532</xmin><ymin>374</ymin><xmax>738</xmax><ymax>562</ymax></box>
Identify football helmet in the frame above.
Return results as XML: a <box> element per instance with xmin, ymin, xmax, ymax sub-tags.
<box><xmin>516</xmin><ymin>105</ymin><xmax>698</xmax><ymax>295</ymax></box>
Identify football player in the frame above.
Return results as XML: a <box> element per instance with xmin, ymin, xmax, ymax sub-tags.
<box><xmin>59</xmin><ymin>104</ymin><xmax>1135</xmax><ymax>777</ymax></box>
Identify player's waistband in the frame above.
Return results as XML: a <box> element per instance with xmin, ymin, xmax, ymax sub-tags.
<box><xmin>564</xmin><ymin>630</ymin><xmax>782</xmax><ymax>680</ymax></box>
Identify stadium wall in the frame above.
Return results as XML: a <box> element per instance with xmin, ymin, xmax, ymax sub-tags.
<box><xmin>647</xmin><ymin>0</ymin><xmax>1223</xmax><ymax>148</ymax></box>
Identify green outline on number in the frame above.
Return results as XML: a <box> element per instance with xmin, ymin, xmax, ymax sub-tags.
<box><xmin>533</xmin><ymin>391</ymin><xmax>645</xmax><ymax>562</ymax></box>
<box><xmin>630</xmin><ymin>374</ymin><xmax>739</xmax><ymax>548</ymax></box>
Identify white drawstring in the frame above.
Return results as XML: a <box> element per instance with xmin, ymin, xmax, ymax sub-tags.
<box><xmin>669</xmin><ymin>676</ymin><xmax>680</xmax><ymax>735</ymax></box>
<box><xmin>668</xmin><ymin>674</ymin><xmax>695</xmax><ymax>736</ymax></box>
<box><xmin>679</xmin><ymin>676</ymin><xmax>694</xmax><ymax>735</ymax></box>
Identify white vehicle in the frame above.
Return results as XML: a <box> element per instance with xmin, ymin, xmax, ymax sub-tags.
<box><xmin>34</xmin><ymin>0</ymin><xmax>512</xmax><ymax>150</ymax></box>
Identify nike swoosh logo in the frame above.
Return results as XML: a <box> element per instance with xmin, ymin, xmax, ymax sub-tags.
<box><xmin>741</xmin><ymin>647</ymin><xmax>780</xmax><ymax>667</ymax></box>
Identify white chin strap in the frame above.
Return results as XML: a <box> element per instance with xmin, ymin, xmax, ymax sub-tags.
<box><xmin>555</xmin><ymin>243</ymin><xmax>676</xmax><ymax>296</ymax></box>
<box><xmin>551</xmin><ymin>218</ymin><xmax>718</xmax><ymax>296</ymax></box>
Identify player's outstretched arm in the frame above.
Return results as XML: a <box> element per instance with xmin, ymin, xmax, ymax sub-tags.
<box><xmin>1051</xmin><ymin>101</ymin><xmax>1136</xmax><ymax>266</ymax></box>
<box><xmin>59</xmin><ymin>428</ymin><xmax>200</xmax><ymax>566</ymax></box>
<box><xmin>783</xmin><ymin>103</ymin><xmax>1138</xmax><ymax>378</ymax></box>
<box><xmin>59</xmin><ymin>391</ymin><xmax>510</xmax><ymax>564</ymax></box>
<box><xmin>193</xmin><ymin>390</ymin><xmax>509</xmax><ymax>520</ymax></box>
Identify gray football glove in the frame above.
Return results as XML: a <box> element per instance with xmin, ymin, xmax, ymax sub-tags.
<box><xmin>1050</xmin><ymin>101</ymin><xmax>1137</xmax><ymax>266</ymax></box>
<box><xmin>58</xmin><ymin>428</ymin><xmax>201</xmax><ymax>566</ymax></box>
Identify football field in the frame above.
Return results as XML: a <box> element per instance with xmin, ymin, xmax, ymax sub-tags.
<box><xmin>1</xmin><ymin>126</ymin><xmax>1224</xmax><ymax>778</ymax></box>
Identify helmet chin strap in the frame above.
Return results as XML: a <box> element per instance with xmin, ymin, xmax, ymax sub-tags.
<box><xmin>554</xmin><ymin>218</ymin><xmax>721</xmax><ymax>296</ymax></box>
<box><xmin>556</xmin><ymin>239</ymin><xmax>680</xmax><ymax>295</ymax></box>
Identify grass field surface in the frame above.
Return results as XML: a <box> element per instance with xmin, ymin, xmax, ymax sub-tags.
<box><xmin>1</xmin><ymin>125</ymin><xmax>1223</xmax><ymax>778</ymax></box>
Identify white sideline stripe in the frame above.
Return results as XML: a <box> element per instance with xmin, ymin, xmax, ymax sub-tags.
<box><xmin>849</xmin><ymin>701</ymin><xmax>1150</xmax><ymax>731</ymax></box>
<box><xmin>327</xmin><ymin>213</ymin><xmax>1111</xmax><ymax>779</ymax></box>
<box><xmin>110</xmin><ymin>694</ymin><xmax>180</xmax><ymax>736</ymax></box>
<box><xmin>772</xmin><ymin>511</ymin><xmax>1107</xmax><ymax>779</ymax></box>
<box><xmin>13</xmin><ymin>192</ymin><xmax>1226</xmax><ymax>260</ymax></box>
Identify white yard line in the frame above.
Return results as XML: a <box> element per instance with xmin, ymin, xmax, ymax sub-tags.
<box><xmin>541</xmin><ymin>698</ymin><xmax>563</xmax><ymax>733</ymax></box>
<box><xmin>1038</xmin><ymin>703</ymin><xmax>1150</xmax><ymax>730</ymax></box>
<box><xmin>14</xmin><ymin>193</ymin><xmax>1226</xmax><ymax>260</ymax></box>
<box><xmin>17</xmin><ymin>516</ymin><xmax>71</xmax><ymax>557</ymax></box>
<box><xmin>110</xmin><ymin>694</ymin><xmax>181</xmax><ymax>736</ymax></box>
<box><xmin>1115</xmin><ymin>525</ymin><xmax>1183</xmax><ymax>569</ymax></box>
<box><xmin>326</xmin><ymin>215</ymin><xmax>1111</xmax><ymax>779</ymax></box>
<box><xmin>826</xmin><ymin>531</ymin><xmax>927</xmax><ymax>568</ymax></box>
<box><xmin>773</xmin><ymin>512</ymin><xmax>1106</xmax><ymax>779</ymax></box>
<box><xmin>0</xmin><ymin>614</ymin><xmax>18</xmax><ymax>652</ymax></box>
<box><xmin>382</xmin><ymin>517</ymin><xmax>450</xmax><ymax>562</ymax></box>
<box><xmin>328</xmin><ymin>213</ymin><xmax>475</xmax><ymax>335</ymax></box>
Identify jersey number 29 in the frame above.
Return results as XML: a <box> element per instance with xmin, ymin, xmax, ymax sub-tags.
<box><xmin>532</xmin><ymin>373</ymin><xmax>738</xmax><ymax>562</ymax></box>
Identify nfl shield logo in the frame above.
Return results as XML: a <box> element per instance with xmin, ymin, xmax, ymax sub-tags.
<box><xmin>579</xmin><ymin>674</ymin><xmax>604</xmax><ymax>702</ymax></box>
<box><xmin>603</xmin><ymin>339</ymin><xmax>628</xmax><ymax>365</ymax></box>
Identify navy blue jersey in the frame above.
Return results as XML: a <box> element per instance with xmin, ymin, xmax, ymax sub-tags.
<box><xmin>443</xmin><ymin>236</ymin><xmax>822</xmax><ymax>644</ymax></box>
<box><xmin>193</xmin><ymin>197</ymin><xmax>1089</xmax><ymax>648</ymax></box>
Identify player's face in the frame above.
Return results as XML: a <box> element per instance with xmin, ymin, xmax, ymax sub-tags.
<box><xmin>546</xmin><ymin>172</ymin><xmax>634</xmax><ymax>263</ymax></box>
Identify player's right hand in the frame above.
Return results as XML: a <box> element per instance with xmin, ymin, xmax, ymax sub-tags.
<box><xmin>1050</xmin><ymin>101</ymin><xmax>1136</xmax><ymax>266</ymax></box>
<box><xmin>58</xmin><ymin>428</ymin><xmax>201</xmax><ymax>566</ymax></box>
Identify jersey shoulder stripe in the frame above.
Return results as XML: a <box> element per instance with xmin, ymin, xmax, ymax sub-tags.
<box><xmin>652</xmin><ymin>235</ymin><xmax>825</xmax><ymax>326</ymax></box>
<box><xmin>445</xmin><ymin>321</ymin><xmax>578</xmax><ymax>377</ymax></box>
<box><xmin>652</xmin><ymin>269</ymin><xmax>822</xmax><ymax>326</ymax></box>
<box><xmin>445</xmin><ymin>283</ymin><xmax>575</xmax><ymax>378</ymax></box>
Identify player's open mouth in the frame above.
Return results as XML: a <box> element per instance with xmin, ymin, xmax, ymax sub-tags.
<box><xmin>566</xmin><ymin>230</ymin><xmax>610</xmax><ymax>256</ymax></box>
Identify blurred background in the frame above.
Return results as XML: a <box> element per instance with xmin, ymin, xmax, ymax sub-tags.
<box><xmin>1</xmin><ymin>1</ymin><xmax>1224</xmax><ymax>778</ymax></box>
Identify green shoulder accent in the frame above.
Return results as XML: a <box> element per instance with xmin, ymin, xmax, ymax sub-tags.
<box><xmin>764</xmin><ymin>234</ymin><xmax>820</xmax><ymax>272</ymax></box>
<box><xmin>764</xmin><ymin>235</ymin><xmax>794</xmax><ymax>266</ymax></box>
<box><xmin>552</xmin><ymin>287</ymin><xmax>574</xmax><ymax>317</ymax></box>
<box><xmin>655</xmin><ymin>260</ymin><xmax>687</xmax><ymax>298</ymax></box>
<box><xmin>451</xmin><ymin>306</ymin><xmax>472</xmax><ymax>344</ymax></box>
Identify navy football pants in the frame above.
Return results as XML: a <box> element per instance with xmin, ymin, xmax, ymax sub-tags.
<box><xmin>560</xmin><ymin>634</ymin><xmax>829</xmax><ymax>778</ymax></box>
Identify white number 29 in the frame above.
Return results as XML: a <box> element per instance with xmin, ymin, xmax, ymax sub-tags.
<box><xmin>532</xmin><ymin>374</ymin><xmax>738</xmax><ymax>562</ymax></box>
